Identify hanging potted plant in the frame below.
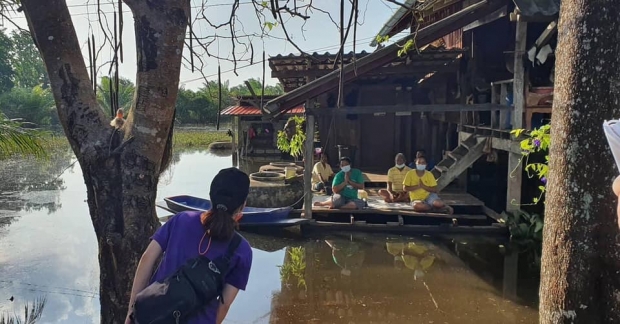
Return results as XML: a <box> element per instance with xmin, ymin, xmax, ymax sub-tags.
<box><xmin>277</xmin><ymin>116</ymin><xmax>306</xmax><ymax>160</ymax></box>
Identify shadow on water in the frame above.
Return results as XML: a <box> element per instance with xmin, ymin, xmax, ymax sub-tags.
<box><xmin>0</xmin><ymin>149</ymin><xmax>539</xmax><ymax>323</ymax></box>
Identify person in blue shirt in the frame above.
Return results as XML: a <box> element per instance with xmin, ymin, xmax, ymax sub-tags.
<box><xmin>408</xmin><ymin>150</ymin><xmax>435</xmax><ymax>171</ymax></box>
<box><xmin>313</xmin><ymin>157</ymin><xmax>365</xmax><ymax>210</ymax></box>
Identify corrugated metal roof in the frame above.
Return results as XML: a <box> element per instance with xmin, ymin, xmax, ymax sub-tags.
<box><xmin>370</xmin><ymin>0</ymin><xmax>418</xmax><ymax>47</ymax></box>
<box><xmin>221</xmin><ymin>105</ymin><xmax>305</xmax><ymax>116</ymax></box>
<box><xmin>513</xmin><ymin>0</ymin><xmax>560</xmax><ymax>16</ymax></box>
<box><xmin>270</xmin><ymin>51</ymin><xmax>370</xmax><ymax>60</ymax></box>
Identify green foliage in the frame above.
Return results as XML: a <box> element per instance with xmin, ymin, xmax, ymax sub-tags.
<box><xmin>264</xmin><ymin>21</ymin><xmax>278</xmax><ymax>31</ymax></box>
<box><xmin>228</xmin><ymin>78</ymin><xmax>284</xmax><ymax>97</ymax></box>
<box><xmin>397</xmin><ymin>39</ymin><xmax>415</xmax><ymax>57</ymax></box>
<box><xmin>510</xmin><ymin>124</ymin><xmax>550</xmax><ymax>204</ymax></box>
<box><xmin>0</xmin><ymin>26</ymin><xmax>285</xmax><ymax>126</ymax></box>
<box><xmin>9</xmin><ymin>30</ymin><xmax>49</xmax><ymax>89</ymax></box>
<box><xmin>375</xmin><ymin>35</ymin><xmax>390</xmax><ymax>45</ymax></box>
<box><xmin>0</xmin><ymin>113</ymin><xmax>48</xmax><ymax>160</ymax></box>
<box><xmin>503</xmin><ymin>210</ymin><xmax>543</xmax><ymax>267</ymax></box>
<box><xmin>0</xmin><ymin>297</ymin><xmax>46</xmax><ymax>324</ymax></box>
<box><xmin>0</xmin><ymin>28</ymin><xmax>15</xmax><ymax>92</ymax></box>
<box><xmin>97</xmin><ymin>76</ymin><xmax>136</xmax><ymax>116</ymax></box>
<box><xmin>279</xmin><ymin>246</ymin><xmax>307</xmax><ymax>290</ymax></box>
<box><xmin>277</xmin><ymin>116</ymin><xmax>306</xmax><ymax>158</ymax></box>
<box><xmin>0</xmin><ymin>86</ymin><xmax>56</xmax><ymax>126</ymax></box>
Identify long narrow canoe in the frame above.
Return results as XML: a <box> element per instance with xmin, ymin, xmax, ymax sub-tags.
<box><xmin>163</xmin><ymin>195</ymin><xmax>294</xmax><ymax>225</ymax></box>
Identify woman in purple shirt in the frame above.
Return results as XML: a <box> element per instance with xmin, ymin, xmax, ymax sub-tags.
<box><xmin>125</xmin><ymin>168</ymin><xmax>253</xmax><ymax>324</ymax></box>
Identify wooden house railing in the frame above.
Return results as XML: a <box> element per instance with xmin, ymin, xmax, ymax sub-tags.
<box><xmin>460</xmin><ymin>79</ymin><xmax>553</xmax><ymax>136</ymax></box>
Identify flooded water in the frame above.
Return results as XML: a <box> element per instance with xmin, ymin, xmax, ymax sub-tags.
<box><xmin>0</xmin><ymin>149</ymin><xmax>539</xmax><ymax>323</ymax></box>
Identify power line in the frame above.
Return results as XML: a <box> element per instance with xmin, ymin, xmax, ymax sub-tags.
<box><xmin>179</xmin><ymin>35</ymin><xmax>377</xmax><ymax>84</ymax></box>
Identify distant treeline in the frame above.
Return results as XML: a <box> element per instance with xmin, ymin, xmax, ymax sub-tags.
<box><xmin>0</xmin><ymin>29</ymin><xmax>283</xmax><ymax>128</ymax></box>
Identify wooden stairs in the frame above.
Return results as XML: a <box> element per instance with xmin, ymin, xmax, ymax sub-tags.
<box><xmin>432</xmin><ymin>135</ymin><xmax>487</xmax><ymax>191</ymax></box>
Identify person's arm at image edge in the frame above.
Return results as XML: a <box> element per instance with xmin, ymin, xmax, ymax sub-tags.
<box><xmin>216</xmin><ymin>284</ymin><xmax>240</xmax><ymax>324</ymax></box>
<box><xmin>125</xmin><ymin>241</ymin><xmax>163</xmax><ymax>322</ymax></box>
<box><xmin>217</xmin><ymin>246</ymin><xmax>253</xmax><ymax>324</ymax></box>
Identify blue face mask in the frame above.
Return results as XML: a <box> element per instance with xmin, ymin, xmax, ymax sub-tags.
<box><xmin>416</xmin><ymin>164</ymin><xmax>426</xmax><ymax>171</ymax></box>
<box><xmin>341</xmin><ymin>165</ymin><xmax>351</xmax><ymax>173</ymax></box>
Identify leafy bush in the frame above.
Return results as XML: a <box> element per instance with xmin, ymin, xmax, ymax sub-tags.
<box><xmin>511</xmin><ymin>124</ymin><xmax>550</xmax><ymax>204</ymax></box>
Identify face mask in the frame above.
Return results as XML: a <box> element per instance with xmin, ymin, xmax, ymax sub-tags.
<box><xmin>416</xmin><ymin>164</ymin><xmax>426</xmax><ymax>171</ymax></box>
<box><xmin>341</xmin><ymin>165</ymin><xmax>351</xmax><ymax>173</ymax></box>
<box><xmin>396</xmin><ymin>164</ymin><xmax>405</xmax><ymax>169</ymax></box>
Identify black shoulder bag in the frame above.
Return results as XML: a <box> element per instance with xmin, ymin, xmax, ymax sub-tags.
<box><xmin>132</xmin><ymin>232</ymin><xmax>242</xmax><ymax>324</ymax></box>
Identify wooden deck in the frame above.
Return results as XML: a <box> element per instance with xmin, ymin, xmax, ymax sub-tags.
<box><xmin>293</xmin><ymin>188</ymin><xmax>502</xmax><ymax>227</ymax></box>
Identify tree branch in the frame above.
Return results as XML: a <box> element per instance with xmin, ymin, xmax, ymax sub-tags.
<box><xmin>21</xmin><ymin>0</ymin><xmax>106</xmax><ymax>162</ymax></box>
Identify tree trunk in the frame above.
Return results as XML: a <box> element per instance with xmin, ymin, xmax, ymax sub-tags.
<box><xmin>540</xmin><ymin>1</ymin><xmax>620</xmax><ymax>323</ymax></box>
<box><xmin>21</xmin><ymin>1</ymin><xmax>189</xmax><ymax>323</ymax></box>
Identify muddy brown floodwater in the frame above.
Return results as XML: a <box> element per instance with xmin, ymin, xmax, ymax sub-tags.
<box><xmin>0</xmin><ymin>149</ymin><xmax>539</xmax><ymax>323</ymax></box>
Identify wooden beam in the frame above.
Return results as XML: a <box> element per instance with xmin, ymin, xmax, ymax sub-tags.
<box><xmin>309</xmin><ymin>104</ymin><xmax>508</xmax><ymax>116</ymax></box>
<box><xmin>271</xmin><ymin>60</ymin><xmax>461</xmax><ymax>79</ymax></box>
<box><xmin>303</xmin><ymin>114</ymin><xmax>315</xmax><ymax>219</ymax></box>
<box><xmin>533</xmin><ymin>20</ymin><xmax>557</xmax><ymax>49</ymax></box>
<box><xmin>512</xmin><ymin>21</ymin><xmax>527</xmax><ymax>129</ymax></box>
<box><xmin>244</xmin><ymin>80</ymin><xmax>258</xmax><ymax>97</ymax></box>
<box><xmin>463</xmin><ymin>5</ymin><xmax>507</xmax><ymax>31</ymax></box>
<box><xmin>264</xmin><ymin>0</ymin><xmax>508</xmax><ymax>116</ymax></box>
<box><xmin>506</xmin><ymin>152</ymin><xmax>522</xmax><ymax>211</ymax></box>
<box><xmin>509</xmin><ymin>12</ymin><xmax>557</xmax><ymax>22</ymax></box>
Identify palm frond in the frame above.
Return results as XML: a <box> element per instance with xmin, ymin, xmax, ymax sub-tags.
<box><xmin>0</xmin><ymin>113</ymin><xmax>47</xmax><ymax>159</ymax></box>
<box><xmin>0</xmin><ymin>297</ymin><xmax>47</xmax><ymax>324</ymax></box>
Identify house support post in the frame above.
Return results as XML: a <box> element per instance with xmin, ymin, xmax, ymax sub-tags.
<box><xmin>503</xmin><ymin>249</ymin><xmax>519</xmax><ymax>300</ymax></box>
<box><xmin>303</xmin><ymin>114</ymin><xmax>316</xmax><ymax>219</ymax></box>
<box><xmin>506</xmin><ymin>20</ymin><xmax>527</xmax><ymax>211</ymax></box>
<box><xmin>512</xmin><ymin>20</ymin><xmax>527</xmax><ymax>129</ymax></box>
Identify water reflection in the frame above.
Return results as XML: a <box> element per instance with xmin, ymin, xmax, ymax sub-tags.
<box><xmin>0</xmin><ymin>149</ymin><xmax>233</xmax><ymax>323</ymax></box>
<box><xmin>0</xmin><ymin>149</ymin><xmax>73</xmax><ymax>216</ymax></box>
<box><xmin>0</xmin><ymin>150</ymin><xmax>539</xmax><ymax>323</ymax></box>
<box><xmin>267</xmin><ymin>234</ymin><xmax>538</xmax><ymax>324</ymax></box>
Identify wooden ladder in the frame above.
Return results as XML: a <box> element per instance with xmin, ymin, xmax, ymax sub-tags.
<box><xmin>433</xmin><ymin>134</ymin><xmax>487</xmax><ymax>191</ymax></box>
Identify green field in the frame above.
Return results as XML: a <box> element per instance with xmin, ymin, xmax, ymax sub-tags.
<box><xmin>40</xmin><ymin>129</ymin><xmax>231</xmax><ymax>151</ymax></box>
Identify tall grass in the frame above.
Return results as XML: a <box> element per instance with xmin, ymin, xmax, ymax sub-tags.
<box><xmin>172</xmin><ymin>130</ymin><xmax>230</xmax><ymax>147</ymax></box>
<box><xmin>36</xmin><ymin>129</ymin><xmax>231</xmax><ymax>153</ymax></box>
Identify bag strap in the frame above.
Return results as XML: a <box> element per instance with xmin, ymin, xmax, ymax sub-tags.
<box><xmin>221</xmin><ymin>232</ymin><xmax>242</xmax><ymax>263</ymax></box>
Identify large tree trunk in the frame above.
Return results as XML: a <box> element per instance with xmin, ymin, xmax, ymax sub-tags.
<box><xmin>539</xmin><ymin>1</ymin><xmax>620</xmax><ymax>323</ymax></box>
<box><xmin>21</xmin><ymin>1</ymin><xmax>189</xmax><ymax>323</ymax></box>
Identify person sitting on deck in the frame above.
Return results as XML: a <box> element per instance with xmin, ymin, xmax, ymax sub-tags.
<box><xmin>312</xmin><ymin>153</ymin><xmax>334</xmax><ymax>194</ymax></box>
<box><xmin>313</xmin><ymin>157</ymin><xmax>365</xmax><ymax>210</ymax></box>
<box><xmin>378</xmin><ymin>153</ymin><xmax>411</xmax><ymax>203</ymax></box>
<box><xmin>403</xmin><ymin>156</ymin><xmax>453</xmax><ymax>214</ymax></box>
<box><xmin>408</xmin><ymin>150</ymin><xmax>435</xmax><ymax>171</ymax></box>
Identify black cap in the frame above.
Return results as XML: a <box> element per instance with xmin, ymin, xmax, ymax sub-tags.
<box><xmin>209</xmin><ymin>168</ymin><xmax>250</xmax><ymax>213</ymax></box>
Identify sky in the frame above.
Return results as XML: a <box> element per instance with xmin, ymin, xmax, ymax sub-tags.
<box><xmin>2</xmin><ymin>0</ymin><xmax>403</xmax><ymax>90</ymax></box>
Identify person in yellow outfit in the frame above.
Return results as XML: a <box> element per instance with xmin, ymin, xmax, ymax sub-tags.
<box><xmin>403</xmin><ymin>156</ymin><xmax>453</xmax><ymax>214</ymax></box>
<box><xmin>379</xmin><ymin>153</ymin><xmax>411</xmax><ymax>203</ymax></box>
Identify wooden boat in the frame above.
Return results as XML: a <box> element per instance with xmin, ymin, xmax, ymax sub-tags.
<box><xmin>161</xmin><ymin>195</ymin><xmax>299</xmax><ymax>226</ymax></box>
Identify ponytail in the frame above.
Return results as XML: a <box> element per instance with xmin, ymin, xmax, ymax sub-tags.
<box><xmin>200</xmin><ymin>209</ymin><xmax>237</xmax><ymax>240</ymax></box>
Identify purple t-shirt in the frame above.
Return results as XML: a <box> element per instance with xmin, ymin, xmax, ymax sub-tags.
<box><xmin>151</xmin><ymin>211</ymin><xmax>253</xmax><ymax>324</ymax></box>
